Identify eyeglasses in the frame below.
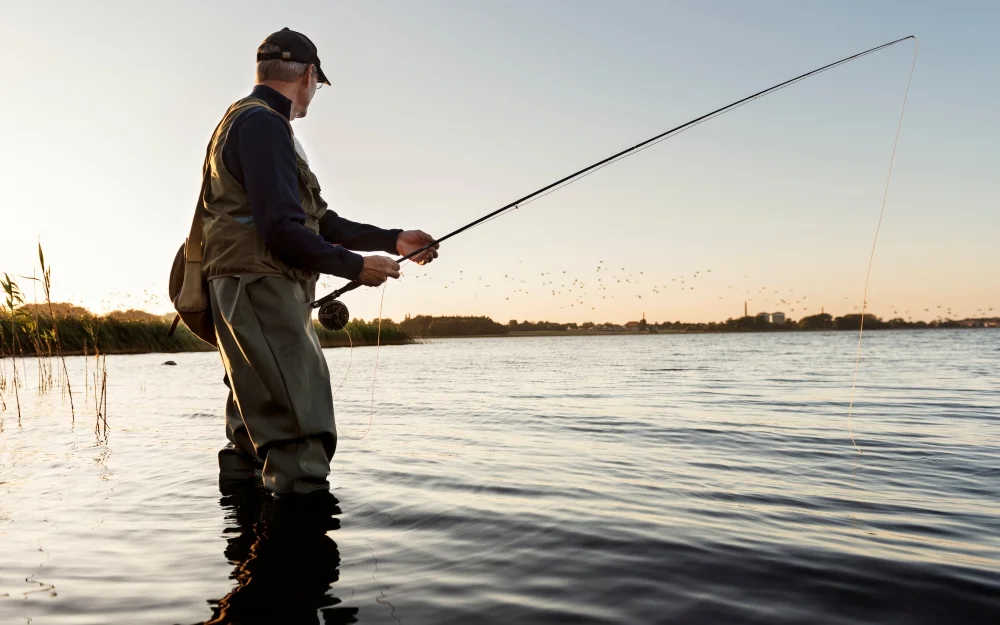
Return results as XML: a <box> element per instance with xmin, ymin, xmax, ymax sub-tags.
<box><xmin>313</xmin><ymin>67</ymin><xmax>323</xmax><ymax>89</ymax></box>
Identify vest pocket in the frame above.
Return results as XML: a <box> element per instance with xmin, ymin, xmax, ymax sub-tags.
<box><xmin>300</xmin><ymin>168</ymin><xmax>321</xmax><ymax>191</ymax></box>
<box><xmin>304</xmin><ymin>214</ymin><xmax>320</xmax><ymax>235</ymax></box>
<box><xmin>297</xmin><ymin>165</ymin><xmax>326</xmax><ymax>226</ymax></box>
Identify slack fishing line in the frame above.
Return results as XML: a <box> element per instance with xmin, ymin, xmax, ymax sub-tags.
<box><xmin>848</xmin><ymin>39</ymin><xmax>919</xmax><ymax>454</ymax></box>
<box><xmin>321</xmin><ymin>35</ymin><xmax>918</xmax><ymax>445</ymax></box>
<box><xmin>331</xmin><ymin>282</ymin><xmax>386</xmax><ymax>441</ymax></box>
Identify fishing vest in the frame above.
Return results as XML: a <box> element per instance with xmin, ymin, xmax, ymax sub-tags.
<box><xmin>201</xmin><ymin>96</ymin><xmax>327</xmax><ymax>283</ymax></box>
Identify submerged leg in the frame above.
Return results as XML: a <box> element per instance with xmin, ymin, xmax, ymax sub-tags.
<box><xmin>218</xmin><ymin>378</ymin><xmax>263</xmax><ymax>486</ymax></box>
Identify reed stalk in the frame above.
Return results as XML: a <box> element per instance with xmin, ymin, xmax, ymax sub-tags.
<box><xmin>0</xmin><ymin>314</ymin><xmax>8</xmax><ymax>393</ymax></box>
<box><xmin>94</xmin><ymin>352</ymin><xmax>108</xmax><ymax>438</ymax></box>
<box><xmin>30</xmin><ymin>271</ymin><xmax>44</xmax><ymax>392</ymax></box>
<box><xmin>84</xmin><ymin>339</ymin><xmax>90</xmax><ymax>399</ymax></box>
<box><xmin>2</xmin><ymin>273</ymin><xmax>23</xmax><ymax>421</ymax></box>
<box><xmin>91</xmin><ymin>340</ymin><xmax>109</xmax><ymax>436</ymax></box>
<box><xmin>38</xmin><ymin>245</ymin><xmax>75</xmax><ymax>421</ymax></box>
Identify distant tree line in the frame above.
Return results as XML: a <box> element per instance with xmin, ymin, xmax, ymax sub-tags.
<box><xmin>400</xmin><ymin>315</ymin><xmax>508</xmax><ymax>337</ymax></box>
<box><xmin>396</xmin><ymin>312</ymin><xmax>979</xmax><ymax>337</ymax></box>
<box><xmin>766</xmin><ymin>313</ymin><xmax>963</xmax><ymax>331</ymax></box>
<box><xmin>508</xmin><ymin>320</ymin><xmax>579</xmax><ymax>332</ymax></box>
<box><xmin>1</xmin><ymin>307</ymin><xmax>982</xmax><ymax>360</ymax></box>
<box><xmin>313</xmin><ymin>318</ymin><xmax>412</xmax><ymax>347</ymax></box>
<box><xmin>657</xmin><ymin>313</ymin><xmax>967</xmax><ymax>332</ymax></box>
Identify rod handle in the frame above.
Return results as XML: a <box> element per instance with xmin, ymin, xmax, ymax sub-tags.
<box><xmin>312</xmin><ymin>280</ymin><xmax>361</xmax><ymax>308</ymax></box>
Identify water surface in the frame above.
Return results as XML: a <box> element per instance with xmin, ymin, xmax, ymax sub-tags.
<box><xmin>1</xmin><ymin>330</ymin><xmax>998</xmax><ymax>624</ymax></box>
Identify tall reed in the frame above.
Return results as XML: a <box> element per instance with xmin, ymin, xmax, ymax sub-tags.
<box><xmin>37</xmin><ymin>245</ymin><xmax>75</xmax><ymax>421</ymax></box>
<box><xmin>0</xmin><ymin>302</ymin><xmax>8</xmax><ymax>400</ymax></box>
<box><xmin>85</xmin><ymin>319</ymin><xmax>108</xmax><ymax>434</ymax></box>
<box><xmin>2</xmin><ymin>273</ymin><xmax>24</xmax><ymax>420</ymax></box>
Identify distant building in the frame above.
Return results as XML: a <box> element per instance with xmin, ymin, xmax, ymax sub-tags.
<box><xmin>625</xmin><ymin>313</ymin><xmax>647</xmax><ymax>331</ymax></box>
<box><xmin>752</xmin><ymin>311</ymin><xmax>786</xmax><ymax>324</ymax></box>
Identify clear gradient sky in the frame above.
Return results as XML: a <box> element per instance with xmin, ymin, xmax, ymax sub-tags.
<box><xmin>0</xmin><ymin>1</ymin><xmax>996</xmax><ymax>324</ymax></box>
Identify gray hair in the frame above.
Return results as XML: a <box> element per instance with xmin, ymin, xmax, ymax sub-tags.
<box><xmin>256</xmin><ymin>43</ymin><xmax>310</xmax><ymax>82</ymax></box>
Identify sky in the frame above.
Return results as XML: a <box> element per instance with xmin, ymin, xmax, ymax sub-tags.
<box><xmin>0</xmin><ymin>0</ymin><xmax>996</xmax><ymax>324</ymax></box>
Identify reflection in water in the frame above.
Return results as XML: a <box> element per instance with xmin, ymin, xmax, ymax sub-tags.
<box><xmin>201</xmin><ymin>486</ymin><xmax>359</xmax><ymax>625</ymax></box>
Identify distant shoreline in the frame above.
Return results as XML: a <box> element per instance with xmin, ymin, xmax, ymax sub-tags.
<box><xmin>2</xmin><ymin>305</ymin><xmax>996</xmax><ymax>361</ymax></box>
<box><xmin>417</xmin><ymin>326</ymin><xmax>998</xmax><ymax>340</ymax></box>
<box><xmin>1</xmin><ymin>325</ymin><xmax>992</xmax><ymax>359</ymax></box>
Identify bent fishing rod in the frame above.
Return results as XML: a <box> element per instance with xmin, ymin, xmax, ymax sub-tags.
<box><xmin>312</xmin><ymin>35</ymin><xmax>915</xmax><ymax>331</ymax></box>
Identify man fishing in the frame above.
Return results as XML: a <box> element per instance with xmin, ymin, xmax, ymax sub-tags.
<box><xmin>201</xmin><ymin>27</ymin><xmax>439</xmax><ymax>498</ymax></box>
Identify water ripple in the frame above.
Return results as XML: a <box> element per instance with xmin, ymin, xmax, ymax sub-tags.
<box><xmin>0</xmin><ymin>330</ymin><xmax>998</xmax><ymax>624</ymax></box>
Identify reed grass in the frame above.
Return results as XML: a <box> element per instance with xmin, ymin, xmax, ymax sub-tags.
<box><xmin>0</xmin><ymin>245</ymin><xmax>129</xmax><ymax>426</ymax></box>
<box><xmin>1</xmin><ymin>244</ymin><xmax>414</xmax><ymax>428</ymax></box>
<box><xmin>0</xmin><ymin>309</ymin><xmax>407</xmax><ymax>355</ymax></box>
<box><xmin>314</xmin><ymin>318</ymin><xmax>413</xmax><ymax>348</ymax></box>
<box><xmin>21</xmin><ymin>246</ymin><xmax>76</xmax><ymax>420</ymax></box>
<box><xmin>1</xmin><ymin>273</ymin><xmax>24</xmax><ymax>421</ymax></box>
<box><xmin>0</xmin><ymin>311</ymin><xmax>214</xmax><ymax>356</ymax></box>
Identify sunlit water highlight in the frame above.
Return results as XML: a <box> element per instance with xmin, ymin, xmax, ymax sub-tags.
<box><xmin>1</xmin><ymin>330</ymin><xmax>998</xmax><ymax>624</ymax></box>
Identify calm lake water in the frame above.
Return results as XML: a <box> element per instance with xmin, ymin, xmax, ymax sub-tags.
<box><xmin>1</xmin><ymin>330</ymin><xmax>998</xmax><ymax>624</ymax></box>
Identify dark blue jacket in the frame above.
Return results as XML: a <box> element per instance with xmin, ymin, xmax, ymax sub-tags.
<box><xmin>222</xmin><ymin>85</ymin><xmax>400</xmax><ymax>280</ymax></box>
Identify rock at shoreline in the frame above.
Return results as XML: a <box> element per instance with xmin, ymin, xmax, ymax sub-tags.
<box><xmin>163</xmin><ymin>360</ymin><xmax>177</xmax><ymax>366</ymax></box>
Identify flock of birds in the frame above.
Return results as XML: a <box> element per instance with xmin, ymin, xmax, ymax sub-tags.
<box><xmin>377</xmin><ymin>261</ymin><xmax>998</xmax><ymax>320</ymax></box>
<box><xmin>75</xmin><ymin>270</ymin><xmax>995</xmax><ymax>324</ymax></box>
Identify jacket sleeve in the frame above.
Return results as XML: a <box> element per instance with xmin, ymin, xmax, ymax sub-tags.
<box><xmin>319</xmin><ymin>211</ymin><xmax>401</xmax><ymax>255</ymax></box>
<box><xmin>235</xmin><ymin>110</ymin><xmax>365</xmax><ymax>280</ymax></box>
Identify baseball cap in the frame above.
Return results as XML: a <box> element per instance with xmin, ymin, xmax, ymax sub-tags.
<box><xmin>257</xmin><ymin>27</ymin><xmax>331</xmax><ymax>85</ymax></box>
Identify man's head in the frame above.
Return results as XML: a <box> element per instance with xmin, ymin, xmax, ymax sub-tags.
<box><xmin>255</xmin><ymin>28</ymin><xmax>331</xmax><ymax>119</ymax></box>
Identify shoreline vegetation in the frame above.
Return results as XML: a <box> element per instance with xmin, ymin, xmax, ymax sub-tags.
<box><xmin>0</xmin><ymin>307</ymin><xmax>997</xmax><ymax>360</ymax></box>
<box><xmin>0</xmin><ymin>303</ymin><xmax>413</xmax><ymax>357</ymax></box>
<box><xmin>0</xmin><ymin>246</ymin><xmax>407</xmax><ymax>424</ymax></box>
<box><xmin>399</xmin><ymin>313</ymin><xmax>1000</xmax><ymax>339</ymax></box>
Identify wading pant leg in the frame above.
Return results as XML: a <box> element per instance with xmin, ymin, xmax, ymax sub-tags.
<box><xmin>209</xmin><ymin>274</ymin><xmax>337</xmax><ymax>495</ymax></box>
<box><xmin>216</xmin><ymin>380</ymin><xmax>263</xmax><ymax>484</ymax></box>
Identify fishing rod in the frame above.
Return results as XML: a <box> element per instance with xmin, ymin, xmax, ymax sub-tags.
<box><xmin>312</xmin><ymin>35</ymin><xmax>916</xmax><ymax>331</ymax></box>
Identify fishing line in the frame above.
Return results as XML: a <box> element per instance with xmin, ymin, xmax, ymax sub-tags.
<box><xmin>330</xmin><ymin>324</ymin><xmax>353</xmax><ymax>398</ymax></box>
<box><xmin>847</xmin><ymin>39</ymin><xmax>919</xmax><ymax>455</ymax></box>
<box><xmin>333</xmin><ymin>281</ymin><xmax>387</xmax><ymax>441</ymax></box>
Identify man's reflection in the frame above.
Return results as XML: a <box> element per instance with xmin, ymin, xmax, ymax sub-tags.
<box><xmin>202</xmin><ymin>485</ymin><xmax>359</xmax><ymax>625</ymax></box>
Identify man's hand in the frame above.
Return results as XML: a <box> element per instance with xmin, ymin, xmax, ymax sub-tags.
<box><xmin>396</xmin><ymin>230</ymin><xmax>440</xmax><ymax>265</ymax></box>
<box><xmin>358</xmin><ymin>255</ymin><xmax>401</xmax><ymax>287</ymax></box>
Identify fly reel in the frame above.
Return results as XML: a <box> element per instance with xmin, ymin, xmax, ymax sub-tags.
<box><xmin>317</xmin><ymin>299</ymin><xmax>350</xmax><ymax>331</ymax></box>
